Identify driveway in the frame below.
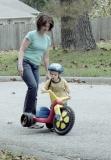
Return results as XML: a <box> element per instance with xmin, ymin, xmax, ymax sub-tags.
<box><xmin>0</xmin><ymin>82</ymin><xmax>111</xmax><ymax>160</ymax></box>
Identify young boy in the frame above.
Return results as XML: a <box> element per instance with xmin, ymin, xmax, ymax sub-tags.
<box><xmin>42</xmin><ymin>63</ymin><xmax>70</xmax><ymax>120</ymax></box>
<box><xmin>43</xmin><ymin>63</ymin><xmax>70</xmax><ymax>98</ymax></box>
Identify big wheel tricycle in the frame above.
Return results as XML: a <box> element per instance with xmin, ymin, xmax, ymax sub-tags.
<box><xmin>21</xmin><ymin>89</ymin><xmax>75</xmax><ymax>135</ymax></box>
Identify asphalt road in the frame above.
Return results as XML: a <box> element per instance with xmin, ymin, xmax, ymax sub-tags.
<box><xmin>0</xmin><ymin>82</ymin><xmax>111</xmax><ymax>160</ymax></box>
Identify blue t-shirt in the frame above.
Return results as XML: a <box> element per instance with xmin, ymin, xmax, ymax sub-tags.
<box><xmin>24</xmin><ymin>30</ymin><xmax>51</xmax><ymax>65</ymax></box>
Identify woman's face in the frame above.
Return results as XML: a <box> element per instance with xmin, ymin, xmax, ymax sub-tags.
<box><xmin>50</xmin><ymin>71</ymin><xmax>59</xmax><ymax>81</ymax></box>
<box><xmin>40</xmin><ymin>23</ymin><xmax>50</xmax><ymax>33</ymax></box>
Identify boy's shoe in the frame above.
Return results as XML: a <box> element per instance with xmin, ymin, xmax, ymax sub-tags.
<box><xmin>55</xmin><ymin>114</ymin><xmax>62</xmax><ymax>121</ymax></box>
<box><xmin>29</xmin><ymin>123</ymin><xmax>44</xmax><ymax>129</ymax></box>
<box><xmin>50</xmin><ymin>128</ymin><xmax>55</xmax><ymax>132</ymax></box>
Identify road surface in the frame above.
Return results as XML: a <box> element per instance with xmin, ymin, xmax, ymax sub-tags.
<box><xmin>0</xmin><ymin>82</ymin><xmax>111</xmax><ymax>160</ymax></box>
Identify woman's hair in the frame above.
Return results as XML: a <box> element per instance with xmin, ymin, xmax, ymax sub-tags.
<box><xmin>36</xmin><ymin>14</ymin><xmax>54</xmax><ymax>31</ymax></box>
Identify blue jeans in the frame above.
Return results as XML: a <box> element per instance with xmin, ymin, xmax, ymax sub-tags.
<box><xmin>22</xmin><ymin>59</ymin><xmax>39</xmax><ymax>115</ymax></box>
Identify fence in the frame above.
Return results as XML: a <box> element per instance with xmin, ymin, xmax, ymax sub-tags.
<box><xmin>91</xmin><ymin>16</ymin><xmax>111</xmax><ymax>42</ymax></box>
<box><xmin>54</xmin><ymin>17</ymin><xmax>111</xmax><ymax>44</ymax></box>
<box><xmin>0</xmin><ymin>23</ymin><xmax>35</xmax><ymax>51</ymax></box>
<box><xmin>0</xmin><ymin>21</ymin><xmax>61</xmax><ymax>51</ymax></box>
<box><xmin>0</xmin><ymin>17</ymin><xmax>111</xmax><ymax>51</ymax></box>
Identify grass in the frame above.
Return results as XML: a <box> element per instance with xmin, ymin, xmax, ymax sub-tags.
<box><xmin>97</xmin><ymin>41</ymin><xmax>111</xmax><ymax>51</ymax></box>
<box><xmin>0</xmin><ymin>51</ymin><xmax>18</xmax><ymax>76</ymax></box>
<box><xmin>0</xmin><ymin>150</ymin><xmax>38</xmax><ymax>160</ymax></box>
<box><xmin>0</xmin><ymin>46</ymin><xmax>111</xmax><ymax>77</ymax></box>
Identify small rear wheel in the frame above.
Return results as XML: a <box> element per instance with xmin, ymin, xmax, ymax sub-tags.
<box><xmin>21</xmin><ymin>113</ymin><xmax>34</xmax><ymax>127</ymax></box>
<box><xmin>53</xmin><ymin>106</ymin><xmax>75</xmax><ymax>135</ymax></box>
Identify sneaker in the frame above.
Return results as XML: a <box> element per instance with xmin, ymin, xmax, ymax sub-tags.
<box><xmin>55</xmin><ymin>114</ymin><xmax>62</xmax><ymax>121</ymax></box>
<box><xmin>29</xmin><ymin>123</ymin><xmax>44</xmax><ymax>129</ymax></box>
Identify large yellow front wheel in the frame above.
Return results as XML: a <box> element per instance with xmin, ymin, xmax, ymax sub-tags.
<box><xmin>53</xmin><ymin>106</ymin><xmax>75</xmax><ymax>135</ymax></box>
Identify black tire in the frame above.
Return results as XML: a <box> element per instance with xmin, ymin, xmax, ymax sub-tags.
<box><xmin>21</xmin><ymin>113</ymin><xmax>34</xmax><ymax>127</ymax></box>
<box><xmin>46</xmin><ymin>123</ymin><xmax>53</xmax><ymax>129</ymax></box>
<box><xmin>53</xmin><ymin>106</ymin><xmax>75</xmax><ymax>135</ymax></box>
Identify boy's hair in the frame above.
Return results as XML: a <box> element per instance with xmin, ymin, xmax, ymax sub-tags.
<box><xmin>47</xmin><ymin>79</ymin><xmax>52</xmax><ymax>90</ymax></box>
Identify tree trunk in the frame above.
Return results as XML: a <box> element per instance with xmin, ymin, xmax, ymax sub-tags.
<box><xmin>60</xmin><ymin>1</ymin><xmax>96</xmax><ymax>50</ymax></box>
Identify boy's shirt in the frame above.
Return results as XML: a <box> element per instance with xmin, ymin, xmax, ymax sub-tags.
<box><xmin>44</xmin><ymin>78</ymin><xmax>70</xmax><ymax>97</ymax></box>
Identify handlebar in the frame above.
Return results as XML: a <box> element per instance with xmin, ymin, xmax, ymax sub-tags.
<box><xmin>41</xmin><ymin>89</ymin><xmax>70</xmax><ymax>102</ymax></box>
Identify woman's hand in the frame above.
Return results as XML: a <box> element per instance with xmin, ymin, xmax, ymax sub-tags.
<box><xmin>18</xmin><ymin>64</ymin><xmax>23</xmax><ymax>77</ymax></box>
<box><xmin>41</xmin><ymin>88</ymin><xmax>47</xmax><ymax>93</ymax></box>
<box><xmin>18</xmin><ymin>38</ymin><xmax>30</xmax><ymax>77</ymax></box>
<box><xmin>43</xmin><ymin>52</ymin><xmax>50</xmax><ymax>80</ymax></box>
<box><xmin>46</xmin><ymin>72</ymin><xmax>50</xmax><ymax>80</ymax></box>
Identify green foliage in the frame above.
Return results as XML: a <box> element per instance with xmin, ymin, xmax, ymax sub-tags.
<box><xmin>20</xmin><ymin>0</ymin><xmax>50</xmax><ymax>10</ymax></box>
<box><xmin>43</xmin><ymin>0</ymin><xmax>92</xmax><ymax>18</ymax></box>
<box><xmin>21</xmin><ymin>0</ymin><xmax>111</xmax><ymax>18</ymax></box>
<box><xmin>91</xmin><ymin>0</ymin><xmax>111</xmax><ymax>18</ymax></box>
<box><xmin>21</xmin><ymin>0</ymin><xmax>92</xmax><ymax>17</ymax></box>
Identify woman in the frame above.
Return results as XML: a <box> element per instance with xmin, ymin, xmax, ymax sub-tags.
<box><xmin>18</xmin><ymin>15</ymin><xmax>54</xmax><ymax>116</ymax></box>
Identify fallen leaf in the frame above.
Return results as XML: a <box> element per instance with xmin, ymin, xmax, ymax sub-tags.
<box><xmin>12</xmin><ymin>92</ymin><xmax>16</xmax><ymax>94</ymax></box>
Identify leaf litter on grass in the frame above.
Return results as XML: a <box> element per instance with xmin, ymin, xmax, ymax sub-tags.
<box><xmin>0</xmin><ymin>150</ymin><xmax>39</xmax><ymax>160</ymax></box>
<box><xmin>1</xmin><ymin>48</ymin><xmax>111</xmax><ymax>77</ymax></box>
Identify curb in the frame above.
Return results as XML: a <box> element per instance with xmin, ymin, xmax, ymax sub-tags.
<box><xmin>0</xmin><ymin>76</ymin><xmax>111</xmax><ymax>85</ymax></box>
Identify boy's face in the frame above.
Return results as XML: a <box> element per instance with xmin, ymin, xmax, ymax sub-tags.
<box><xmin>50</xmin><ymin>71</ymin><xmax>59</xmax><ymax>81</ymax></box>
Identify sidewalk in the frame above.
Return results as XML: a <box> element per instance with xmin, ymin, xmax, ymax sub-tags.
<box><xmin>0</xmin><ymin>76</ymin><xmax>111</xmax><ymax>85</ymax></box>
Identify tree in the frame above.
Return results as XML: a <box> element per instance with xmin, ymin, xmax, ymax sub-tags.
<box><xmin>21</xmin><ymin>0</ymin><xmax>96</xmax><ymax>50</ymax></box>
<box><xmin>91</xmin><ymin>0</ymin><xmax>111</xmax><ymax>18</ymax></box>
<box><xmin>61</xmin><ymin>12</ymin><xmax>96</xmax><ymax>50</ymax></box>
<box><xmin>44</xmin><ymin>0</ymin><xmax>96</xmax><ymax>50</ymax></box>
<box><xmin>20</xmin><ymin>0</ymin><xmax>49</xmax><ymax>10</ymax></box>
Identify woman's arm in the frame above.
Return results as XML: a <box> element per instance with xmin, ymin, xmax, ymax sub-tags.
<box><xmin>43</xmin><ymin>52</ymin><xmax>49</xmax><ymax>71</ymax></box>
<box><xmin>43</xmin><ymin>52</ymin><xmax>49</xmax><ymax>78</ymax></box>
<box><xmin>18</xmin><ymin>38</ymin><xmax>30</xmax><ymax>76</ymax></box>
<box><xmin>41</xmin><ymin>79</ymin><xmax>50</xmax><ymax>92</ymax></box>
